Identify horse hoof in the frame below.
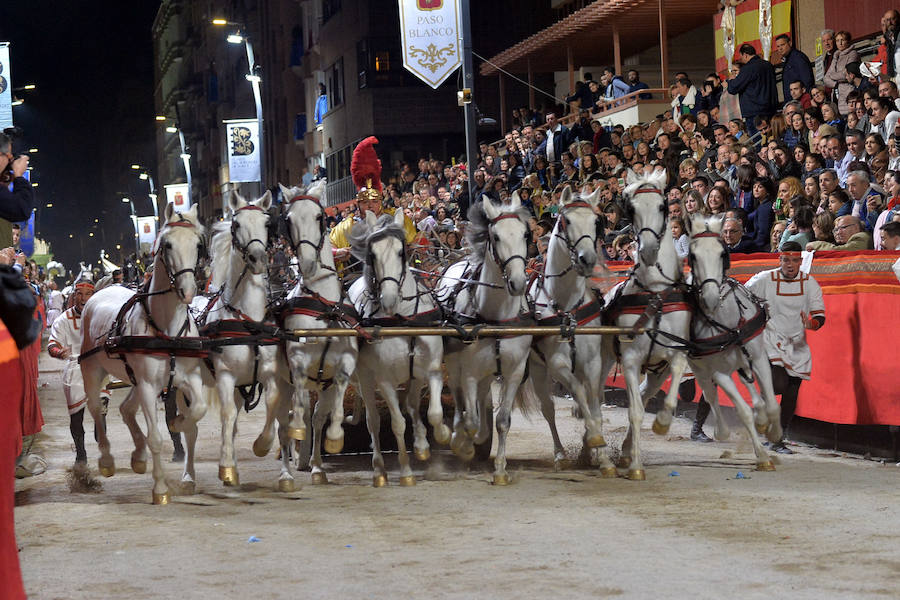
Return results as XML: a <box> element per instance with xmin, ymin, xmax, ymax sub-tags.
<box><xmin>130</xmin><ymin>457</ymin><xmax>147</xmax><ymax>474</ymax></box>
<box><xmin>277</xmin><ymin>478</ymin><xmax>296</xmax><ymax>493</ymax></box>
<box><xmin>616</xmin><ymin>456</ymin><xmax>632</xmax><ymax>469</ymax></box>
<box><xmin>600</xmin><ymin>466</ymin><xmax>618</xmax><ymax>479</ymax></box>
<box><xmin>626</xmin><ymin>469</ymin><xmax>646</xmax><ymax>481</ymax></box>
<box><xmin>492</xmin><ymin>473</ymin><xmax>511</xmax><ymax>486</ymax></box>
<box><xmin>455</xmin><ymin>445</ymin><xmax>475</xmax><ymax>462</ymax></box>
<box><xmin>324</xmin><ymin>437</ymin><xmax>343</xmax><ymax>454</ymax></box>
<box><xmin>434</xmin><ymin>424</ymin><xmax>452</xmax><ymax>445</ymax></box>
<box><xmin>755</xmin><ymin>422</ymin><xmax>768</xmax><ymax>435</ymax></box>
<box><xmin>415</xmin><ymin>447</ymin><xmax>431</xmax><ymax>461</ymax></box>
<box><xmin>311</xmin><ymin>472</ymin><xmax>328</xmax><ymax>485</ymax></box>
<box><xmin>287</xmin><ymin>427</ymin><xmax>306</xmax><ymax>441</ymax></box>
<box><xmin>99</xmin><ymin>462</ymin><xmax>115</xmax><ymax>478</ymax></box>
<box><xmin>399</xmin><ymin>475</ymin><xmax>416</xmax><ymax>487</ymax></box>
<box><xmin>181</xmin><ymin>480</ymin><xmax>196</xmax><ymax>495</ymax></box>
<box><xmin>756</xmin><ymin>460</ymin><xmax>776</xmax><ymax>472</ymax></box>
<box><xmin>218</xmin><ymin>466</ymin><xmax>239</xmax><ymax>487</ymax></box>
<box><xmin>152</xmin><ymin>491</ymin><xmax>170</xmax><ymax>505</ymax></box>
<box><xmin>252</xmin><ymin>438</ymin><xmax>270</xmax><ymax>457</ymax></box>
<box><xmin>652</xmin><ymin>419</ymin><xmax>669</xmax><ymax>436</ymax></box>
<box><xmin>372</xmin><ymin>474</ymin><xmax>388</xmax><ymax>487</ymax></box>
<box><xmin>586</xmin><ymin>434</ymin><xmax>607</xmax><ymax>448</ymax></box>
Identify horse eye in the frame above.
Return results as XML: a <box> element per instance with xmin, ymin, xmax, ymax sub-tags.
<box><xmin>493</xmin><ymin>233</ymin><xmax>500</xmax><ymax>242</ymax></box>
<box><xmin>164</xmin><ymin>242</ymin><xmax>172</xmax><ymax>250</ymax></box>
<box><xmin>233</xmin><ymin>221</ymin><xmax>241</xmax><ymax>229</ymax></box>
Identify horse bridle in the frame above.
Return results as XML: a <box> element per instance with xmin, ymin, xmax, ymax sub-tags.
<box><xmin>366</xmin><ymin>227</ymin><xmax>407</xmax><ymax>299</ymax></box>
<box><xmin>689</xmin><ymin>230</ymin><xmax>730</xmax><ymax>296</ymax></box>
<box><xmin>283</xmin><ymin>194</ymin><xmax>326</xmax><ymax>256</ymax></box>
<box><xmin>231</xmin><ymin>204</ymin><xmax>269</xmax><ymax>263</ymax></box>
<box><xmin>555</xmin><ymin>200</ymin><xmax>602</xmax><ymax>269</ymax></box>
<box><xmin>487</xmin><ymin>212</ymin><xmax>529</xmax><ymax>285</ymax></box>
<box><xmin>628</xmin><ymin>186</ymin><xmax>669</xmax><ymax>247</ymax></box>
<box><xmin>158</xmin><ymin>217</ymin><xmax>206</xmax><ymax>298</ymax></box>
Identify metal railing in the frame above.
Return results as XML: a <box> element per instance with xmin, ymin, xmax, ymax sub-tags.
<box><xmin>325</xmin><ymin>175</ymin><xmax>356</xmax><ymax>207</ymax></box>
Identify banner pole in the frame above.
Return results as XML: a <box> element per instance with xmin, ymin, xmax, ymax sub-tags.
<box><xmin>460</xmin><ymin>0</ymin><xmax>477</xmax><ymax>209</ymax></box>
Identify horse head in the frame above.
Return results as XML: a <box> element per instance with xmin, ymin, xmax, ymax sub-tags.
<box><xmin>623</xmin><ymin>170</ymin><xmax>668</xmax><ymax>266</ymax></box>
<box><xmin>686</xmin><ymin>213</ymin><xmax>728</xmax><ymax>313</ymax></box>
<box><xmin>556</xmin><ymin>185</ymin><xmax>603</xmax><ymax>276</ymax></box>
<box><xmin>156</xmin><ymin>202</ymin><xmax>205</xmax><ymax>303</ymax></box>
<box><xmin>280</xmin><ymin>179</ymin><xmax>327</xmax><ymax>278</ymax></box>
<box><xmin>482</xmin><ymin>192</ymin><xmax>529</xmax><ymax>296</ymax></box>
<box><xmin>362</xmin><ymin>209</ymin><xmax>407</xmax><ymax>315</ymax></box>
<box><xmin>228</xmin><ymin>189</ymin><xmax>272</xmax><ymax>275</ymax></box>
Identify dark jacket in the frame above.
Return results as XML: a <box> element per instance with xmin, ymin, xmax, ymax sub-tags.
<box><xmin>627</xmin><ymin>81</ymin><xmax>652</xmax><ymax>100</ymax></box>
<box><xmin>727</xmin><ymin>56</ymin><xmax>778</xmax><ymax>119</ymax></box>
<box><xmin>781</xmin><ymin>48</ymin><xmax>815</xmax><ymax>103</ymax></box>
<box><xmin>695</xmin><ymin>86</ymin><xmax>723</xmax><ymax>112</ymax></box>
<box><xmin>537</xmin><ymin>125</ymin><xmax>573</xmax><ymax>163</ymax></box>
<box><xmin>747</xmin><ymin>198</ymin><xmax>775</xmax><ymax>252</ymax></box>
<box><xmin>0</xmin><ymin>176</ymin><xmax>35</xmax><ymax>249</ymax></box>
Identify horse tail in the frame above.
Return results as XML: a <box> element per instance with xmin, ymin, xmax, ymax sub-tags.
<box><xmin>514</xmin><ymin>375</ymin><xmax>540</xmax><ymax>422</ymax></box>
<box><xmin>343</xmin><ymin>377</ymin><xmax>365</xmax><ymax>425</ymax></box>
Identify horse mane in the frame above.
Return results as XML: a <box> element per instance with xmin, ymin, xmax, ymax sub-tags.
<box><xmin>348</xmin><ymin>214</ymin><xmax>404</xmax><ymax>292</ymax></box>
<box><xmin>209</xmin><ymin>220</ymin><xmax>233</xmax><ymax>290</ymax></box>
<box><xmin>465</xmin><ymin>199</ymin><xmax>530</xmax><ymax>263</ymax></box>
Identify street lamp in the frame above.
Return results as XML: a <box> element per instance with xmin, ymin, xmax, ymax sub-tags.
<box><xmin>130</xmin><ymin>165</ymin><xmax>158</xmax><ymax>226</ymax></box>
<box><xmin>212</xmin><ymin>18</ymin><xmax>265</xmax><ymax>190</ymax></box>
<box><xmin>122</xmin><ymin>197</ymin><xmax>140</xmax><ymax>255</ymax></box>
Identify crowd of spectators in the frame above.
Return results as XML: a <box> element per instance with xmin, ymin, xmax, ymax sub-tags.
<box><xmin>323</xmin><ymin>18</ymin><xmax>900</xmax><ymax>264</ymax></box>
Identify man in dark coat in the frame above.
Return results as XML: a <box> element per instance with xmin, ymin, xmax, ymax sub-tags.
<box><xmin>775</xmin><ymin>34</ymin><xmax>814</xmax><ymax>103</ymax></box>
<box><xmin>726</xmin><ymin>44</ymin><xmax>778</xmax><ymax>138</ymax></box>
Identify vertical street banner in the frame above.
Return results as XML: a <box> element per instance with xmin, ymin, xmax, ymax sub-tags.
<box><xmin>0</xmin><ymin>43</ymin><xmax>12</xmax><ymax>130</ymax></box>
<box><xmin>18</xmin><ymin>212</ymin><xmax>34</xmax><ymax>257</ymax></box>
<box><xmin>137</xmin><ymin>216</ymin><xmax>157</xmax><ymax>246</ymax></box>
<box><xmin>164</xmin><ymin>183</ymin><xmax>191</xmax><ymax>213</ymax></box>
<box><xmin>713</xmin><ymin>0</ymin><xmax>791</xmax><ymax>75</ymax></box>
<box><xmin>398</xmin><ymin>0</ymin><xmax>461</xmax><ymax>89</ymax></box>
<box><xmin>224</xmin><ymin>119</ymin><xmax>260</xmax><ymax>182</ymax></box>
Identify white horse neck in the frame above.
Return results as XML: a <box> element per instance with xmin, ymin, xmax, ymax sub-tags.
<box><xmin>542</xmin><ymin>232</ymin><xmax>587</xmax><ymax>311</ymax></box>
<box><xmin>634</xmin><ymin>228</ymin><xmax>682</xmax><ymax>292</ymax></box>
<box><xmin>225</xmin><ymin>249</ymin><xmax>268</xmax><ymax>321</ymax></box>
<box><xmin>303</xmin><ymin>237</ymin><xmax>343</xmax><ymax>301</ymax></box>
<box><xmin>147</xmin><ymin>253</ymin><xmax>192</xmax><ymax>334</ymax></box>
<box><xmin>397</xmin><ymin>265</ymin><xmax>435</xmax><ymax>315</ymax></box>
<box><xmin>475</xmin><ymin>248</ymin><xmax>525</xmax><ymax>321</ymax></box>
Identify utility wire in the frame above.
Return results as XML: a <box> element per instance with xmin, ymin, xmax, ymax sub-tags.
<box><xmin>472</xmin><ymin>51</ymin><xmax>567</xmax><ymax>105</ymax></box>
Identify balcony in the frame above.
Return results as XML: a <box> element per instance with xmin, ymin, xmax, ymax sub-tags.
<box><xmin>304</xmin><ymin>128</ymin><xmax>324</xmax><ymax>156</ymax></box>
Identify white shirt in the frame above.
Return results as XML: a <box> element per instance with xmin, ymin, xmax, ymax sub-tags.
<box><xmin>546</xmin><ymin>124</ymin><xmax>560</xmax><ymax>163</ymax></box>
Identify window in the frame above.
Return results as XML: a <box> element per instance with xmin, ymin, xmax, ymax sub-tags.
<box><xmin>322</xmin><ymin>0</ymin><xmax>341</xmax><ymax>25</ymax></box>
<box><xmin>357</xmin><ymin>37</ymin><xmax>405</xmax><ymax>89</ymax></box>
<box><xmin>328</xmin><ymin>58</ymin><xmax>344</xmax><ymax>109</ymax></box>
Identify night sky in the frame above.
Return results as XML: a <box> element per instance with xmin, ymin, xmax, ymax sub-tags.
<box><xmin>0</xmin><ymin>1</ymin><xmax>160</xmax><ymax>270</ymax></box>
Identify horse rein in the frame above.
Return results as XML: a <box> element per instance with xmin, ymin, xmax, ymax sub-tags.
<box><xmin>688</xmin><ymin>230</ymin><xmax>729</xmax><ymax>295</ymax></box>
<box><xmin>546</xmin><ymin>200</ymin><xmax>600</xmax><ymax>279</ymax></box>
<box><xmin>487</xmin><ymin>212</ymin><xmax>528</xmax><ymax>285</ymax></box>
<box><xmin>157</xmin><ymin>219</ymin><xmax>206</xmax><ymax>299</ymax></box>
<box><xmin>283</xmin><ymin>194</ymin><xmax>327</xmax><ymax>258</ymax></box>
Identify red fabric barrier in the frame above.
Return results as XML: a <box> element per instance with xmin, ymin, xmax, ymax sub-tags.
<box><xmin>599</xmin><ymin>251</ymin><xmax>900</xmax><ymax>426</ymax></box>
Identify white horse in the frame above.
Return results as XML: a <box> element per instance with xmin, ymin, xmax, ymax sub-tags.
<box><xmin>345</xmin><ymin>210</ymin><xmax>451</xmax><ymax>486</ymax></box>
<box><xmin>434</xmin><ymin>194</ymin><xmax>532</xmax><ymax>485</ymax></box>
<box><xmin>276</xmin><ymin>181</ymin><xmax>358</xmax><ymax>485</ymax></box>
<box><xmin>678</xmin><ymin>214</ymin><xmax>782</xmax><ymax>470</ymax></box>
<box><xmin>196</xmin><ymin>190</ymin><xmax>295</xmax><ymax>489</ymax></box>
<box><xmin>527</xmin><ymin>185</ymin><xmax>617</xmax><ymax>476</ymax></box>
<box><xmin>80</xmin><ymin>203</ymin><xmax>208</xmax><ymax>504</ymax></box>
<box><xmin>599</xmin><ymin>171</ymin><xmax>692</xmax><ymax>480</ymax></box>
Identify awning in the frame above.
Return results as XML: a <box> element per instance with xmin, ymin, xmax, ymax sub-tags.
<box><xmin>479</xmin><ymin>0</ymin><xmax>720</xmax><ymax>76</ymax></box>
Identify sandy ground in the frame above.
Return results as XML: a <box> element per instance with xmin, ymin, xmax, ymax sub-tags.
<box><xmin>14</xmin><ymin>352</ymin><xmax>900</xmax><ymax>600</ymax></box>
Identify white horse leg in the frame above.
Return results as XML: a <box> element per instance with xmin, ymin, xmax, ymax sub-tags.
<box><xmin>272</xmin><ymin>380</ymin><xmax>298</xmax><ymax>492</ymax></box>
<box><xmin>119</xmin><ymin>389</ymin><xmax>148</xmax><ymax>474</ymax></box>
<box><xmin>426</xmin><ymin>365</ymin><xmax>451</xmax><ymax>446</ymax></box>
<box><xmin>344</xmin><ymin>374</ymin><xmax>365</xmax><ymax>426</ymax></box>
<box><xmin>253</xmin><ymin>375</ymin><xmax>284</xmax><ymax>457</ymax></box>
<box><xmin>216</xmin><ymin>373</ymin><xmax>240</xmax><ymax>486</ymax></box>
<box><xmin>530</xmin><ymin>358</ymin><xmax>566</xmax><ymax>466</ymax></box>
<box><xmin>694</xmin><ymin>375</ymin><xmax>730</xmax><ymax>441</ymax></box>
<box><xmin>308</xmin><ymin>390</ymin><xmax>331</xmax><ymax>484</ymax></box>
<box><xmin>324</xmin><ymin>354</ymin><xmax>355</xmax><ymax>452</ymax></box>
<box><xmin>382</xmin><ymin>383</ymin><xmax>415</xmax><ymax>486</ymax></box>
<box><xmin>356</xmin><ymin>371</ymin><xmax>386</xmax><ymax>486</ymax></box>
<box><xmin>81</xmin><ymin>364</ymin><xmax>114</xmax><ymax>476</ymax></box>
<box><xmin>404</xmin><ymin>380</ymin><xmax>430</xmax><ymax>461</ymax></box>
<box><xmin>620</xmin><ymin>370</ymin><xmax>664</xmax><ymax>466</ymax></box>
<box><xmin>750</xmin><ymin>344</ymin><xmax>783</xmax><ymax>443</ymax></box>
<box><xmin>652</xmin><ymin>353</ymin><xmax>688</xmax><ymax>434</ymax></box>
<box><xmin>622</xmin><ymin>360</ymin><xmax>647</xmax><ymax>480</ymax></box>
<box><xmin>712</xmin><ymin>370</ymin><xmax>774</xmax><ymax>471</ymax></box>
<box><xmin>177</xmin><ymin>376</ymin><xmax>206</xmax><ymax>493</ymax></box>
<box><xmin>492</xmin><ymin>362</ymin><xmax>526</xmax><ymax>485</ymax></box>
<box><xmin>136</xmin><ymin>382</ymin><xmax>169</xmax><ymax>504</ymax></box>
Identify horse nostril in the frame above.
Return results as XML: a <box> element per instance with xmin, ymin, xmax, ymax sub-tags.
<box><xmin>249</xmin><ymin>255</ymin><xmax>257</xmax><ymax>263</ymax></box>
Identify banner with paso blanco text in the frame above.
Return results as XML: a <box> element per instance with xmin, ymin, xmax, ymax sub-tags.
<box><xmin>0</xmin><ymin>43</ymin><xmax>12</xmax><ymax>130</ymax></box>
<box><xmin>224</xmin><ymin>119</ymin><xmax>260</xmax><ymax>183</ymax></box>
<box><xmin>165</xmin><ymin>183</ymin><xmax>191</xmax><ymax>213</ymax></box>
<box><xmin>398</xmin><ymin>0</ymin><xmax>461</xmax><ymax>89</ymax></box>
<box><xmin>137</xmin><ymin>216</ymin><xmax>157</xmax><ymax>246</ymax></box>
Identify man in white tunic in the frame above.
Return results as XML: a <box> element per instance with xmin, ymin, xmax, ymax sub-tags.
<box><xmin>48</xmin><ymin>280</ymin><xmax>107</xmax><ymax>464</ymax></box>
<box><xmin>747</xmin><ymin>241</ymin><xmax>825</xmax><ymax>454</ymax></box>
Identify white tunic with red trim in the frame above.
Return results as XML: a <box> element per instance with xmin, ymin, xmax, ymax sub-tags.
<box><xmin>746</xmin><ymin>268</ymin><xmax>825</xmax><ymax>380</ymax></box>
<box><xmin>48</xmin><ymin>306</ymin><xmax>88</xmax><ymax>415</ymax></box>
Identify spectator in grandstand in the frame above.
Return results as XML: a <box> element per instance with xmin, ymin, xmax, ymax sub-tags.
<box><xmin>776</xmin><ymin>34</ymin><xmax>814</xmax><ymax>105</ymax></box>
<box><xmin>722</xmin><ymin>217</ymin><xmax>753</xmax><ymax>253</ymax></box>
<box><xmin>786</xmin><ymin>80</ymin><xmax>813</xmax><ymax>110</ymax></box>
<box><xmin>626</xmin><ymin>69</ymin><xmax>652</xmax><ymax>100</ymax></box>
<box><xmin>538</xmin><ymin>111</ymin><xmax>572</xmax><ymax>164</ymax></box>
<box><xmin>824</xmin><ymin>31</ymin><xmax>860</xmax><ymax>116</ymax></box>
<box><xmin>779</xmin><ymin>203</ymin><xmax>816</xmax><ymax>250</ymax></box>
<box><xmin>864</xmin><ymin>133</ymin><xmax>890</xmax><ymax>184</ymax></box>
<box><xmin>770</xmin><ymin>221</ymin><xmax>787</xmax><ymax>252</ymax></box>
<box><xmin>807</xmin><ymin>215</ymin><xmax>873</xmax><ymax>251</ymax></box>
<box><xmin>747</xmin><ymin>176</ymin><xmax>777</xmax><ymax>251</ymax></box>
<box><xmin>880</xmin><ymin>220</ymin><xmax>900</xmax><ymax>251</ymax></box>
<box><xmin>812</xmin><ymin>211</ymin><xmax>836</xmax><ymax>244</ymax></box>
<box><xmin>726</xmin><ymin>43</ymin><xmax>778</xmax><ymax>137</ymax></box>
<box><xmin>846</xmin><ymin>170</ymin><xmax>884</xmax><ymax>230</ymax></box>
<box><xmin>868</xmin><ymin>97</ymin><xmax>900</xmax><ymax>143</ymax></box>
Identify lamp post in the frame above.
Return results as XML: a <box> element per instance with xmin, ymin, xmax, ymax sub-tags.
<box><xmin>131</xmin><ymin>164</ymin><xmax>159</xmax><ymax>226</ymax></box>
<box><xmin>213</xmin><ymin>18</ymin><xmax>265</xmax><ymax>192</ymax></box>
<box><xmin>166</xmin><ymin>109</ymin><xmax>193</xmax><ymax>208</ymax></box>
<box><xmin>122</xmin><ymin>196</ymin><xmax>140</xmax><ymax>255</ymax></box>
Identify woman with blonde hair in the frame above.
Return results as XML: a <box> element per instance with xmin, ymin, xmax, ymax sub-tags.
<box><xmin>812</xmin><ymin>211</ymin><xmax>835</xmax><ymax>244</ymax></box>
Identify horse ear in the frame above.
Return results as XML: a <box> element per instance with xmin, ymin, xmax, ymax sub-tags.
<box><xmin>482</xmin><ymin>196</ymin><xmax>501</xmax><ymax>221</ymax></box>
<box><xmin>257</xmin><ymin>190</ymin><xmax>273</xmax><ymax>212</ymax></box>
<box><xmin>584</xmin><ymin>185</ymin><xmax>603</xmax><ymax>209</ymax></box>
<box><xmin>278</xmin><ymin>183</ymin><xmax>292</xmax><ymax>202</ymax></box>
<box><xmin>184</xmin><ymin>204</ymin><xmax>199</xmax><ymax>224</ymax></box>
<box><xmin>393</xmin><ymin>208</ymin><xmax>405</xmax><ymax>228</ymax></box>
<box><xmin>649</xmin><ymin>169</ymin><xmax>668</xmax><ymax>189</ymax></box>
<box><xmin>229</xmin><ymin>190</ymin><xmax>247</xmax><ymax>214</ymax></box>
<box><xmin>164</xmin><ymin>201</ymin><xmax>176</xmax><ymax>224</ymax></box>
<box><xmin>684</xmin><ymin>212</ymin><xmax>697</xmax><ymax>236</ymax></box>
<box><xmin>365</xmin><ymin>210</ymin><xmax>378</xmax><ymax>228</ymax></box>
<box><xmin>508</xmin><ymin>190</ymin><xmax>522</xmax><ymax>210</ymax></box>
<box><xmin>560</xmin><ymin>186</ymin><xmax>572</xmax><ymax>206</ymax></box>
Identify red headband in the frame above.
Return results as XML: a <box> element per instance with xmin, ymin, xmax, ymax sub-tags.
<box><xmin>74</xmin><ymin>281</ymin><xmax>94</xmax><ymax>291</ymax></box>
